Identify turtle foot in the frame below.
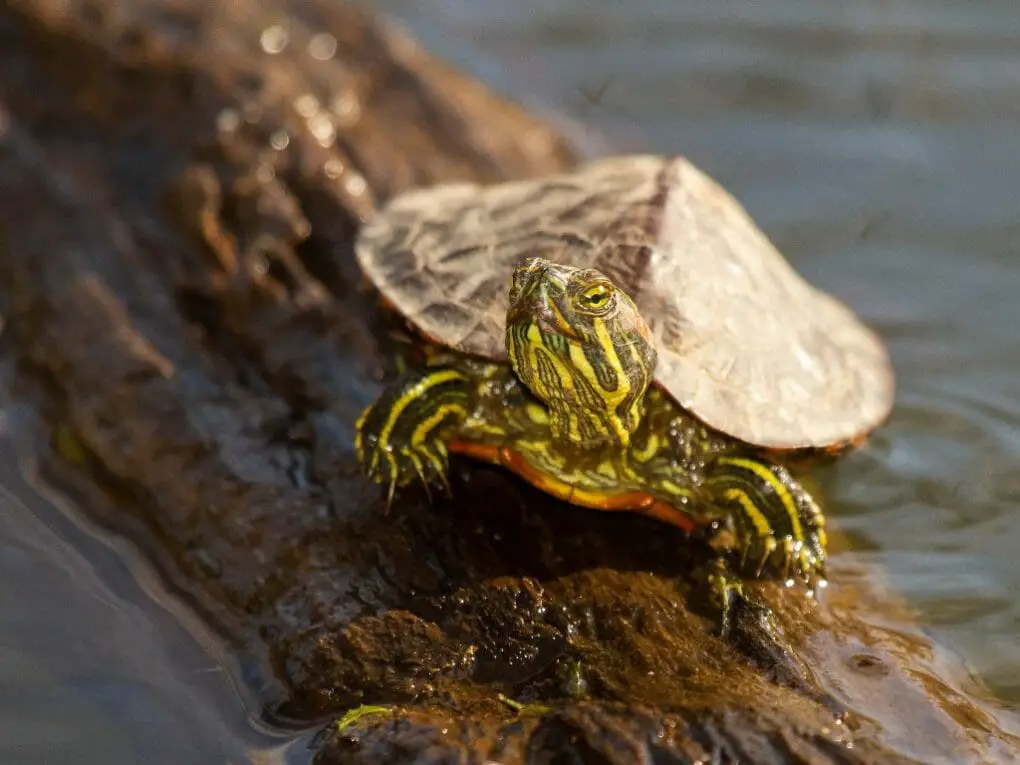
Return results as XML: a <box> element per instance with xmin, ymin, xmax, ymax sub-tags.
<box><xmin>358</xmin><ymin>427</ymin><xmax>452</xmax><ymax>508</ymax></box>
<box><xmin>354</xmin><ymin>368</ymin><xmax>470</xmax><ymax>508</ymax></box>
<box><xmin>701</xmin><ymin>456</ymin><xmax>829</xmax><ymax>586</ymax></box>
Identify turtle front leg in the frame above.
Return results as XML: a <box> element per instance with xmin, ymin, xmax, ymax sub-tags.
<box><xmin>355</xmin><ymin>368</ymin><xmax>472</xmax><ymax>506</ymax></box>
<box><xmin>701</xmin><ymin>455</ymin><xmax>828</xmax><ymax>586</ymax></box>
<box><xmin>693</xmin><ymin>460</ymin><xmax>838</xmax><ymax>708</ymax></box>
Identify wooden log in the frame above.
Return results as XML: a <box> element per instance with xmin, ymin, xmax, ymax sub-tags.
<box><xmin>0</xmin><ymin>0</ymin><xmax>1014</xmax><ymax>762</ymax></box>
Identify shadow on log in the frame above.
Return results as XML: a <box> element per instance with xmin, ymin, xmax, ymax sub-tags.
<box><xmin>0</xmin><ymin>0</ymin><xmax>1016</xmax><ymax>762</ymax></box>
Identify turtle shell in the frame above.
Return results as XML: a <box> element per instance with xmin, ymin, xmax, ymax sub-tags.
<box><xmin>355</xmin><ymin>155</ymin><xmax>894</xmax><ymax>450</ymax></box>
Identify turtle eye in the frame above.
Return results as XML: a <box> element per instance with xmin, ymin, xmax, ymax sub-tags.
<box><xmin>578</xmin><ymin>283</ymin><xmax>614</xmax><ymax>311</ymax></box>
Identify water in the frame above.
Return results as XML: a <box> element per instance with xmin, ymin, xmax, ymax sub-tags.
<box><xmin>0</xmin><ymin>412</ymin><xmax>290</xmax><ymax>763</ymax></box>
<box><xmin>373</xmin><ymin>0</ymin><xmax>1020</xmax><ymax>707</ymax></box>
<box><xmin>3</xmin><ymin>0</ymin><xmax>1019</xmax><ymax>761</ymax></box>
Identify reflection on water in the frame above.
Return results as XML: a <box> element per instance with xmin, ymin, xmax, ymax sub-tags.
<box><xmin>375</xmin><ymin>0</ymin><xmax>1020</xmax><ymax>709</ymax></box>
<box><xmin>0</xmin><ymin>413</ymin><xmax>283</xmax><ymax>764</ymax></box>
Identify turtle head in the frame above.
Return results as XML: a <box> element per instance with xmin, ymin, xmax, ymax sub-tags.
<box><xmin>505</xmin><ymin>256</ymin><xmax>657</xmax><ymax>449</ymax></box>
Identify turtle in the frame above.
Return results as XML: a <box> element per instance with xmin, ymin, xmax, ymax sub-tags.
<box><xmin>352</xmin><ymin>154</ymin><xmax>893</xmax><ymax>631</ymax></box>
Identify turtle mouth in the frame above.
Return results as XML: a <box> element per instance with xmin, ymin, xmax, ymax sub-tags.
<box><xmin>507</xmin><ymin>288</ymin><xmax>581</xmax><ymax>342</ymax></box>
<box><xmin>536</xmin><ymin>301</ymin><xmax>583</xmax><ymax>342</ymax></box>
<box><xmin>528</xmin><ymin>280</ymin><xmax>585</xmax><ymax>342</ymax></box>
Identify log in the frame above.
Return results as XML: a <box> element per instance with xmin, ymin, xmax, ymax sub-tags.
<box><xmin>0</xmin><ymin>0</ymin><xmax>1015</xmax><ymax>762</ymax></box>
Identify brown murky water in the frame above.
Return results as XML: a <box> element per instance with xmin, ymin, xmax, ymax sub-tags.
<box><xmin>3</xmin><ymin>0</ymin><xmax>1018</xmax><ymax>761</ymax></box>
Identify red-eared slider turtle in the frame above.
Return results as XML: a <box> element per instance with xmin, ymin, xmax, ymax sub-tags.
<box><xmin>353</xmin><ymin>155</ymin><xmax>893</xmax><ymax>629</ymax></box>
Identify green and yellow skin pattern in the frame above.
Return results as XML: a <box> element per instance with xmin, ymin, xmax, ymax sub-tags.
<box><xmin>355</xmin><ymin>257</ymin><xmax>828</xmax><ymax>623</ymax></box>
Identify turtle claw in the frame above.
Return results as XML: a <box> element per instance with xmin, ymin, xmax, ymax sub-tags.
<box><xmin>360</xmin><ymin>435</ymin><xmax>452</xmax><ymax>508</ymax></box>
<box><xmin>358</xmin><ymin>444</ymin><xmax>400</xmax><ymax>510</ymax></box>
<box><xmin>766</xmin><ymin>506</ymin><xmax>828</xmax><ymax>590</ymax></box>
<box><xmin>701</xmin><ymin>558</ymin><xmax>742</xmax><ymax>639</ymax></box>
<box><xmin>406</xmin><ymin>451</ymin><xmax>434</xmax><ymax>502</ymax></box>
<box><xmin>384</xmin><ymin>476</ymin><xmax>398</xmax><ymax>512</ymax></box>
<box><xmin>782</xmin><ymin>535</ymin><xmax>827</xmax><ymax>588</ymax></box>
<box><xmin>739</xmin><ymin>532</ymin><xmax>778</xmax><ymax>580</ymax></box>
<box><xmin>738</xmin><ymin>529</ymin><xmax>827</xmax><ymax>589</ymax></box>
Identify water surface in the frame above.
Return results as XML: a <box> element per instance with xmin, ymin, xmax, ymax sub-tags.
<box><xmin>0</xmin><ymin>411</ymin><xmax>289</xmax><ymax>763</ymax></box>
